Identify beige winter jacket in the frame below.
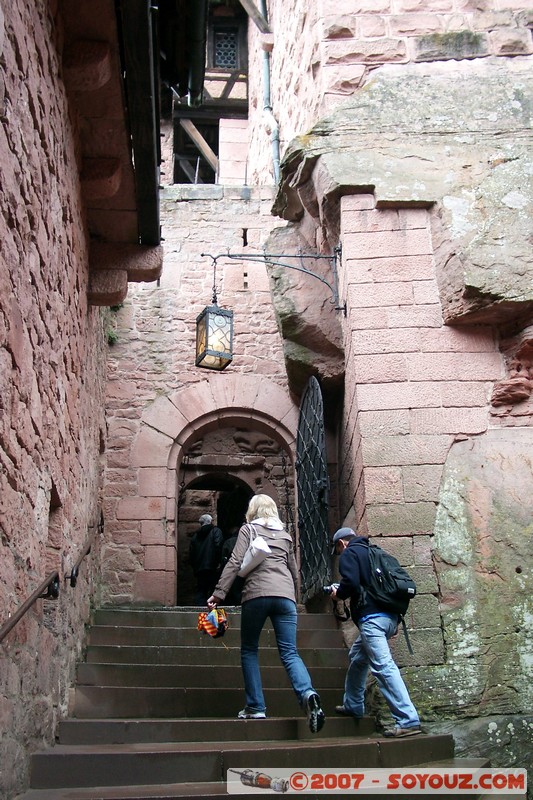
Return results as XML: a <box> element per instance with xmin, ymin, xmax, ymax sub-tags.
<box><xmin>213</xmin><ymin>518</ymin><xmax>298</xmax><ymax>604</ymax></box>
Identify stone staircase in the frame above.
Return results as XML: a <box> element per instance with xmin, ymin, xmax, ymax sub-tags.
<box><xmin>21</xmin><ymin>607</ymin><xmax>487</xmax><ymax>799</ymax></box>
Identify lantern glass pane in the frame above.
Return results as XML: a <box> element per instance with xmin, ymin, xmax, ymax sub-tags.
<box><xmin>195</xmin><ymin>305</ymin><xmax>233</xmax><ymax>370</ymax></box>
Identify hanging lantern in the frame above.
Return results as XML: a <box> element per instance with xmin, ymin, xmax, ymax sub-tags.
<box><xmin>195</xmin><ymin>304</ymin><xmax>234</xmax><ymax>370</ymax></box>
<box><xmin>196</xmin><ymin>254</ymin><xmax>234</xmax><ymax>371</ymax></box>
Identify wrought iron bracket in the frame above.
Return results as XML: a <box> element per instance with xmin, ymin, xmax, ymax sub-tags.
<box><xmin>201</xmin><ymin>244</ymin><xmax>347</xmax><ymax>315</ymax></box>
<box><xmin>41</xmin><ymin>574</ymin><xmax>60</xmax><ymax>600</ymax></box>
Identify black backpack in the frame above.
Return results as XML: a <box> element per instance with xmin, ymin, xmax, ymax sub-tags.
<box><xmin>355</xmin><ymin>541</ymin><xmax>417</xmax><ymax>653</ymax></box>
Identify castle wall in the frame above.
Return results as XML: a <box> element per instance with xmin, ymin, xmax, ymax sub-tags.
<box><xmin>0</xmin><ymin>1</ymin><xmax>107</xmax><ymax>796</ymax></box>
<box><xmin>246</xmin><ymin>0</ymin><xmax>533</xmax><ymax>184</ymax></box>
<box><xmin>102</xmin><ymin>186</ymin><xmax>295</xmax><ymax>605</ymax></box>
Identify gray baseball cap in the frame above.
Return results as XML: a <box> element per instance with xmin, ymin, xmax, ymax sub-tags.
<box><xmin>330</xmin><ymin>527</ymin><xmax>356</xmax><ymax>554</ymax></box>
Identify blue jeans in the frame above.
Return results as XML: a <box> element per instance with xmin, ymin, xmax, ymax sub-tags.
<box><xmin>343</xmin><ymin>614</ymin><xmax>420</xmax><ymax>728</ymax></box>
<box><xmin>240</xmin><ymin>596</ymin><xmax>315</xmax><ymax>713</ymax></box>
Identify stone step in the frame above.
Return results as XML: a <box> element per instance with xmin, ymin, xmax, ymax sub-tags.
<box><xmin>88</xmin><ymin>624</ymin><xmax>343</xmax><ymax>648</ymax></box>
<box><xmin>21</xmin><ymin>758</ymin><xmax>493</xmax><ymax>800</ymax></box>
<box><xmin>76</xmin><ymin>662</ymin><xmax>346</xmax><ymax>689</ymax></box>
<box><xmin>85</xmin><ymin>643</ymin><xmax>347</xmax><ymax>667</ymax></box>
<box><xmin>58</xmin><ymin>715</ymin><xmax>377</xmax><ymax>745</ymax></box>
<box><xmin>93</xmin><ymin>607</ymin><xmax>337</xmax><ymax>630</ymax></box>
<box><xmin>72</xmin><ymin>686</ymin><xmax>343</xmax><ymax>719</ymax></box>
<box><xmin>29</xmin><ymin>735</ymin><xmax>456</xmax><ymax>790</ymax></box>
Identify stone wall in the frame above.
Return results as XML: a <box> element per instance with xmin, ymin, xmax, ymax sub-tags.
<box><xmin>246</xmin><ymin>0</ymin><xmax>533</xmax><ymax>183</ymax></box>
<box><xmin>102</xmin><ymin>186</ymin><xmax>296</xmax><ymax>605</ymax></box>
<box><xmin>0</xmin><ymin>1</ymin><xmax>107</xmax><ymax>796</ymax></box>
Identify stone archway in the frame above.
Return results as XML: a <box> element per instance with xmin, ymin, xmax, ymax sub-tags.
<box><xmin>127</xmin><ymin>375</ymin><xmax>298</xmax><ymax>604</ymax></box>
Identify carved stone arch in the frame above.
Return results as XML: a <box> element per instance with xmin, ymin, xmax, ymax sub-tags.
<box><xmin>130</xmin><ymin>375</ymin><xmax>298</xmax><ymax>604</ymax></box>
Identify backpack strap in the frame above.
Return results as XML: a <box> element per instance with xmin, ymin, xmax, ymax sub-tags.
<box><xmin>400</xmin><ymin>615</ymin><xmax>414</xmax><ymax>656</ymax></box>
<box><xmin>354</xmin><ymin>541</ymin><xmax>415</xmax><ymax>656</ymax></box>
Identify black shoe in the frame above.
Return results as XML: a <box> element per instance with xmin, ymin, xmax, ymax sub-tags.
<box><xmin>305</xmin><ymin>692</ymin><xmax>325</xmax><ymax>734</ymax></box>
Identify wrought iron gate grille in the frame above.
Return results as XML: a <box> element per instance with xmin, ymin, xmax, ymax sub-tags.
<box><xmin>296</xmin><ymin>376</ymin><xmax>331</xmax><ymax>603</ymax></box>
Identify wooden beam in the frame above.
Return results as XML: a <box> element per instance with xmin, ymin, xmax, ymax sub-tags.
<box><xmin>179</xmin><ymin>119</ymin><xmax>219</xmax><ymax>172</ymax></box>
<box><xmin>237</xmin><ymin>0</ymin><xmax>271</xmax><ymax>34</ymax></box>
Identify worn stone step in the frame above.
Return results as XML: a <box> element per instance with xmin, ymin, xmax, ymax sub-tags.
<box><xmin>76</xmin><ymin>662</ymin><xmax>346</xmax><ymax>689</ymax></box>
<box><xmin>85</xmin><ymin>643</ymin><xmax>348</xmax><ymax>667</ymax></box>
<box><xmin>58</xmin><ymin>715</ymin><xmax>377</xmax><ymax>745</ymax></box>
<box><xmin>21</xmin><ymin>758</ymin><xmax>493</xmax><ymax>800</ymax></box>
<box><xmin>93</xmin><ymin>607</ymin><xmax>337</xmax><ymax>630</ymax></box>
<box><xmin>87</xmin><ymin>624</ymin><xmax>343</xmax><ymax>648</ymax></box>
<box><xmin>72</xmin><ymin>686</ymin><xmax>343</xmax><ymax>719</ymax></box>
<box><xmin>29</xmin><ymin>735</ymin><xmax>456</xmax><ymax>789</ymax></box>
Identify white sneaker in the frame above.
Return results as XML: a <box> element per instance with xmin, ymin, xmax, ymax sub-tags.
<box><xmin>237</xmin><ymin>707</ymin><xmax>266</xmax><ymax>719</ymax></box>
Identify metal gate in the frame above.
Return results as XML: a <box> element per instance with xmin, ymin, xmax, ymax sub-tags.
<box><xmin>296</xmin><ymin>376</ymin><xmax>331</xmax><ymax>603</ymax></box>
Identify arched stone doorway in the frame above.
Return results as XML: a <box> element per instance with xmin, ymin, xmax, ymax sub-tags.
<box><xmin>175</xmin><ymin>425</ymin><xmax>296</xmax><ymax>605</ymax></box>
<box><xmin>127</xmin><ymin>376</ymin><xmax>298</xmax><ymax>605</ymax></box>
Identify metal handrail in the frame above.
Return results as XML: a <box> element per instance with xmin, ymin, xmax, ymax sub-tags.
<box><xmin>0</xmin><ymin>512</ymin><xmax>103</xmax><ymax>643</ymax></box>
<box><xmin>0</xmin><ymin>571</ymin><xmax>60</xmax><ymax>644</ymax></box>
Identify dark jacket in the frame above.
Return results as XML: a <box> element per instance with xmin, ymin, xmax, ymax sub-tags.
<box><xmin>336</xmin><ymin>536</ymin><xmax>393</xmax><ymax>623</ymax></box>
<box><xmin>189</xmin><ymin>523</ymin><xmax>224</xmax><ymax>574</ymax></box>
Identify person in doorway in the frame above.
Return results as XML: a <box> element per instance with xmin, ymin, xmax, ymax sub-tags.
<box><xmin>329</xmin><ymin>527</ymin><xmax>421</xmax><ymax>737</ymax></box>
<box><xmin>207</xmin><ymin>494</ymin><xmax>325</xmax><ymax>734</ymax></box>
<box><xmin>189</xmin><ymin>514</ymin><xmax>224</xmax><ymax>604</ymax></box>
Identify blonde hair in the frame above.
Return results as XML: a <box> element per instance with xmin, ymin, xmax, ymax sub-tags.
<box><xmin>246</xmin><ymin>494</ymin><xmax>281</xmax><ymax>523</ymax></box>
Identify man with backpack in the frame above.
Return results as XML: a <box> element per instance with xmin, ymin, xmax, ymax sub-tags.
<box><xmin>329</xmin><ymin>527</ymin><xmax>421</xmax><ymax>738</ymax></box>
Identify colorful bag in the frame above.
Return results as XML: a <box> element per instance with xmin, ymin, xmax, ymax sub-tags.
<box><xmin>197</xmin><ymin>608</ymin><xmax>228</xmax><ymax>638</ymax></box>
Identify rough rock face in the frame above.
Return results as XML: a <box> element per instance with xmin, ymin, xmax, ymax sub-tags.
<box><xmin>273</xmin><ymin>57</ymin><xmax>533</xmax><ymax>327</ymax></box>
<box><xmin>263</xmin><ymin>224</ymin><xmax>345</xmax><ymax>395</ymax></box>
<box><xmin>413</xmin><ymin>429</ymin><xmax>533</xmax><ymax>778</ymax></box>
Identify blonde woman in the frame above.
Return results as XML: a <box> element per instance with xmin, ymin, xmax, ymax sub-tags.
<box><xmin>207</xmin><ymin>494</ymin><xmax>325</xmax><ymax>734</ymax></box>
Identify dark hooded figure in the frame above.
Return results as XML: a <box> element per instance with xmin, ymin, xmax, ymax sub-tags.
<box><xmin>189</xmin><ymin>514</ymin><xmax>224</xmax><ymax>604</ymax></box>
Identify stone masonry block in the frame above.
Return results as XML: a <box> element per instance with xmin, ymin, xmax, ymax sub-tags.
<box><xmin>389</xmin><ymin>13</ymin><xmax>443</xmax><ymax>36</ymax></box>
<box><xmin>116</xmin><ymin>496</ymin><xmax>166</xmax><ymax>521</ymax></box>
<box><xmin>134</xmin><ymin>570</ymin><xmax>175</xmax><ymax>606</ymax></box>
<box><xmin>369</xmin><ymin>255</ymin><xmax>434</xmax><ymax>283</ymax></box>
<box><xmin>344</xmin><ymin>228</ymin><xmax>433</xmax><ymax>260</ymax></box>
<box><xmin>358</xmin><ymin>409</ymin><xmax>410</xmax><ymax>437</ymax></box>
<box><xmin>366</xmin><ymin>501</ymin><xmax>437</xmax><ymax>535</ymax></box>
<box><xmin>324</xmin><ymin>37</ymin><xmax>407</xmax><ymax>64</ymax></box>
<box><xmin>412</xmin><ymin>565</ymin><xmax>439</xmax><ymax>594</ymax></box>
<box><xmin>144</xmin><ymin>545</ymin><xmax>173</xmax><ymax>571</ymax></box>
<box><xmin>391</xmin><ymin>627</ymin><xmax>445</xmax><ymax>668</ymax></box>
<box><xmin>138</xmin><ymin>468</ymin><xmax>168</xmax><ymax>498</ymax></box>
<box><xmin>412</xmin><ymin>30</ymin><xmax>489</xmax><ymax>62</ymax></box>
<box><xmin>364</xmin><ymin>466</ymin><xmax>403</xmax><ymax>503</ymax></box>
<box><xmin>413</xmin><ymin>280</ymin><xmax>440</xmax><ymax>305</ymax></box>
<box><xmin>322</xmin><ymin>0</ymin><xmax>391</xmax><ymax>13</ymax></box>
<box><xmin>402</xmin><ymin>465</ymin><xmax>444</xmax><ymax>502</ymax></box>
<box><xmin>347</xmin><ymin>281</ymin><xmax>413</xmax><ymax>308</ymax></box>
<box><xmin>141</xmin><ymin>520</ymin><xmax>166</xmax><ymax>546</ymax></box>
<box><xmin>353</xmin><ymin>353</ymin><xmax>408</xmax><ymax>382</ymax></box>
<box><xmin>386</xmin><ymin>304</ymin><xmax>443</xmax><ymax>328</ymax></box>
<box><xmin>358</xmin><ymin>15</ymin><xmax>387</xmax><ymax>38</ymax></box>
<box><xmin>419</xmin><ymin>326</ymin><xmax>496</xmax><ymax>353</ymax></box>
<box><xmin>406</xmin><ymin>351</ymin><xmax>503</xmax><ymax>382</ymax></box>
<box><xmin>488</xmin><ymin>28</ymin><xmax>533</xmax><ymax>56</ymax></box>
<box><xmin>362</xmin><ymin>434</ymin><xmax>452</xmax><ymax>466</ymax></box>
<box><xmin>357</xmin><ymin>381</ymin><xmax>442</xmax><ymax>411</ymax></box>
<box><xmin>143</xmin><ymin>395</ymin><xmax>190</xmax><ymax>439</ymax></box>
<box><xmin>410</xmin><ymin>407</ymin><xmax>488</xmax><ymax>435</ymax></box>
<box><xmin>440</xmin><ymin>381</ymin><xmax>493</xmax><ymax>407</ymax></box>
<box><xmin>351</xmin><ymin>327</ymin><xmax>420</xmax><ymax>355</ymax></box>
<box><xmin>131</xmin><ymin>426</ymin><xmax>173</xmax><ymax>468</ymax></box>
<box><xmin>341</xmin><ymin>194</ymin><xmax>376</xmax><ymax>216</ymax></box>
